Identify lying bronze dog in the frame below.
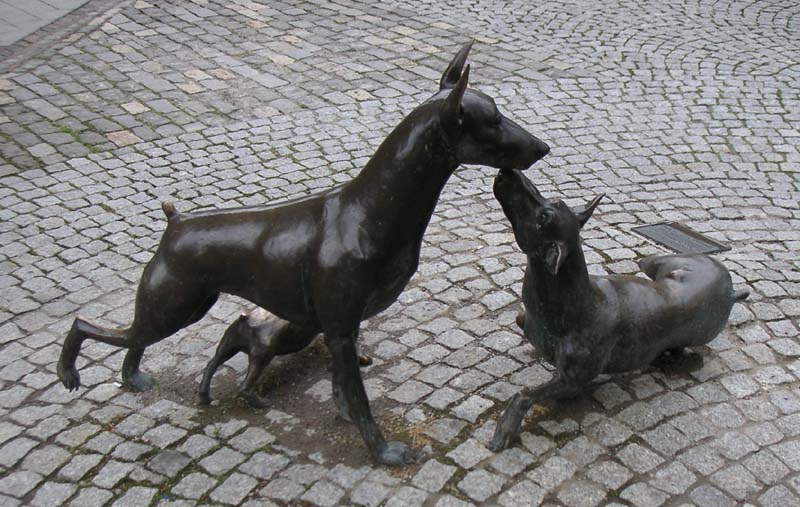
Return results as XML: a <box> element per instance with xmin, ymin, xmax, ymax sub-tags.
<box><xmin>489</xmin><ymin>168</ymin><xmax>748</xmax><ymax>451</ymax></box>
<box><xmin>198</xmin><ymin>307</ymin><xmax>372</xmax><ymax>408</ymax></box>
<box><xmin>57</xmin><ymin>42</ymin><xmax>550</xmax><ymax>465</ymax></box>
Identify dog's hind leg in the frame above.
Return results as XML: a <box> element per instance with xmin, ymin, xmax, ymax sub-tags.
<box><xmin>638</xmin><ymin>255</ymin><xmax>665</xmax><ymax>280</ymax></box>
<box><xmin>58</xmin><ymin>258</ymin><xmax>219</xmax><ymax>392</ymax></box>
<box><xmin>123</xmin><ymin>292</ymin><xmax>220</xmax><ymax>392</ymax></box>
<box><xmin>58</xmin><ymin>318</ymin><xmax>125</xmax><ymax>390</ymax></box>
<box><xmin>638</xmin><ymin>255</ymin><xmax>690</xmax><ymax>282</ymax></box>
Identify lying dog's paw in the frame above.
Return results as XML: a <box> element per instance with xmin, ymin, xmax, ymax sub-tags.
<box><xmin>488</xmin><ymin>424</ymin><xmax>520</xmax><ymax>452</ymax></box>
<box><xmin>57</xmin><ymin>363</ymin><xmax>81</xmax><ymax>391</ymax></box>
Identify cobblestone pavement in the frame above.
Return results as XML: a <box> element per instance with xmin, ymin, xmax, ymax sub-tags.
<box><xmin>1</xmin><ymin>0</ymin><xmax>799</xmax><ymax>506</ymax></box>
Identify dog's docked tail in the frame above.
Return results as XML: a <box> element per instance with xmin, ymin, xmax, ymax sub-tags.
<box><xmin>161</xmin><ymin>201</ymin><xmax>178</xmax><ymax>221</ymax></box>
<box><xmin>735</xmin><ymin>288</ymin><xmax>750</xmax><ymax>301</ymax></box>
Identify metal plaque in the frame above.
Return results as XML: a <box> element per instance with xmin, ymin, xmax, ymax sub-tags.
<box><xmin>632</xmin><ymin>222</ymin><xmax>730</xmax><ymax>254</ymax></box>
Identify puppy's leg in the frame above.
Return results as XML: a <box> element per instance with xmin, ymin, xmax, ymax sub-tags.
<box><xmin>238</xmin><ymin>353</ymin><xmax>272</xmax><ymax>408</ymax></box>
<box><xmin>239</xmin><ymin>320</ymin><xmax>319</xmax><ymax>408</ymax></box>
<box><xmin>199</xmin><ymin>320</ymin><xmax>246</xmax><ymax>405</ymax></box>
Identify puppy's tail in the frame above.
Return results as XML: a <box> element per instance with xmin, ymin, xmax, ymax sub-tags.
<box><xmin>734</xmin><ymin>288</ymin><xmax>750</xmax><ymax>301</ymax></box>
<box><xmin>161</xmin><ymin>201</ymin><xmax>178</xmax><ymax>221</ymax></box>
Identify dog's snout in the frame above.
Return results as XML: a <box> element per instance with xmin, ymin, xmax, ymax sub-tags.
<box><xmin>530</xmin><ymin>135</ymin><xmax>549</xmax><ymax>159</ymax></box>
<box><xmin>539</xmin><ymin>140</ymin><xmax>550</xmax><ymax>158</ymax></box>
<box><xmin>520</xmin><ymin>136</ymin><xmax>549</xmax><ymax>168</ymax></box>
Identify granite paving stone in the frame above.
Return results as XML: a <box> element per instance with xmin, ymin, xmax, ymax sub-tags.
<box><xmin>299</xmin><ymin>479</ymin><xmax>345</xmax><ymax>507</ymax></box>
<box><xmin>458</xmin><ymin>469</ymin><xmax>505</xmax><ymax>502</ymax></box>
<box><xmin>497</xmin><ymin>479</ymin><xmax>545</xmax><ymax>507</ymax></box>
<box><xmin>198</xmin><ymin>446</ymin><xmax>246</xmax><ymax>475</ymax></box>
<box><xmin>557</xmin><ymin>480</ymin><xmax>607</xmax><ymax>507</ymax></box>
<box><xmin>170</xmin><ymin>472</ymin><xmax>217</xmax><ymax>500</ymax></box>
<box><xmin>411</xmin><ymin>459</ymin><xmax>456</xmax><ymax>493</ymax></box>
<box><xmin>209</xmin><ymin>472</ymin><xmax>258</xmax><ymax>505</ymax></box>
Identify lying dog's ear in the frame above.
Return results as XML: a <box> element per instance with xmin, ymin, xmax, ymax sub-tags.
<box><xmin>440</xmin><ymin>40</ymin><xmax>474</xmax><ymax>90</ymax></box>
<box><xmin>575</xmin><ymin>194</ymin><xmax>604</xmax><ymax>228</ymax></box>
<box><xmin>441</xmin><ymin>64</ymin><xmax>469</xmax><ymax>131</ymax></box>
<box><xmin>544</xmin><ymin>241</ymin><xmax>566</xmax><ymax>275</ymax></box>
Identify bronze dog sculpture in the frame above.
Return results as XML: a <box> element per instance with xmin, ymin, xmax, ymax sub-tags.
<box><xmin>198</xmin><ymin>307</ymin><xmax>372</xmax><ymax>408</ymax></box>
<box><xmin>489</xmin><ymin>169</ymin><xmax>748</xmax><ymax>451</ymax></box>
<box><xmin>57</xmin><ymin>42</ymin><xmax>550</xmax><ymax>465</ymax></box>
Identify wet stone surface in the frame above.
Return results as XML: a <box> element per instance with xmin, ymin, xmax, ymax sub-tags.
<box><xmin>1</xmin><ymin>0</ymin><xmax>799</xmax><ymax>506</ymax></box>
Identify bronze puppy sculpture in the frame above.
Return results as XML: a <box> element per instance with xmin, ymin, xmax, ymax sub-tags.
<box><xmin>198</xmin><ymin>307</ymin><xmax>372</xmax><ymax>408</ymax></box>
<box><xmin>489</xmin><ymin>169</ymin><xmax>748</xmax><ymax>451</ymax></box>
<box><xmin>56</xmin><ymin>41</ymin><xmax>550</xmax><ymax>465</ymax></box>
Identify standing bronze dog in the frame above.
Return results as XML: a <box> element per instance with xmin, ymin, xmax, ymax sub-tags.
<box><xmin>489</xmin><ymin>169</ymin><xmax>748</xmax><ymax>451</ymax></box>
<box><xmin>57</xmin><ymin>42</ymin><xmax>550</xmax><ymax>465</ymax></box>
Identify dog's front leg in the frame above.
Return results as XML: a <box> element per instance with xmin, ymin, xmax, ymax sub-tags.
<box><xmin>325</xmin><ymin>332</ymin><xmax>418</xmax><ymax>466</ymax></box>
<box><xmin>489</xmin><ymin>376</ymin><xmax>586</xmax><ymax>452</ymax></box>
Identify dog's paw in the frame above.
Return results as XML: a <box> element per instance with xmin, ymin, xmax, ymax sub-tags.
<box><xmin>376</xmin><ymin>441</ymin><xmax>418</xmax><ymax>467</ymax></box>
<box><xmin>123</xmin><ymin>371</ymin><xmax>155</xmax><ymax>392</ymax></box>
<box><xmin>488</xmin><ymin>428</ymin><xmax>517</xmax><ymax>452</ymax></box>
<box><xmin>357</xmin><ymin>354</ymin><xmax>373</xmax><ymax>367</ymax></box>
<box><xmin>198</xmin><ymin>392</ymin><xmax>212</xmax><ymax>406</ymax></box>
<box><xmin>240</xmin><ymin>390</ymin><xmax>270</xmax><ymax>409</ymax></box>
<box><xmin>57</xmin><ymin>362</ymin><xmax>81</xmax><ymax>391</ymax></box>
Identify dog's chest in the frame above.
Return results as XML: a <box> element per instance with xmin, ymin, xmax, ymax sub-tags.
<box><xmin>522</xmin><ymin>311</ymin><xmax>559</xmax><ymax>364</ymax></box>
<box><xmin>363</xmin><ymin>245</ymin><xmax>420</xmax><ymax>318</ymax></box>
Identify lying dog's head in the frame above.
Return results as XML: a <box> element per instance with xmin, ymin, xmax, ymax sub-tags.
<box><xmin>494</xmin><ymin>168</ymin><xmax>603</xmax><ymax>275</ymax></box>
<box><xmin>433</xmin><ymin>41</ymin><xmax>550</xmax><ymax>171</ymax></box>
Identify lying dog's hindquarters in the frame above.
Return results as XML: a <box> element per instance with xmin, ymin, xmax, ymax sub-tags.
<box><xmin>489</xmin><ymin>168</ymin><xmax>748</xmax><ymax>451</ymax></box>
<box><xmin>198</xmin><ymin>307</ymin><xmax>372</xmax><ymax>409</ymax></box>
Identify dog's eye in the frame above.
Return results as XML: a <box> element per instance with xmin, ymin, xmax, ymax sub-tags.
<box><xmin>493</xmin><ymin>114</ymin><xmax>502</xmax><ymax>125</ymax></box>
<box><xmin>538</xmin><ymin>209</ymin><xmax>554</xmax><ymax>227</ymax></box>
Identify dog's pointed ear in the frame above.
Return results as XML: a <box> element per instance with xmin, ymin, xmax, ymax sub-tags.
<box><xmin>544</xmin><ymin>241</ymin><xmax>566</xmax><ymax>275</ymax></box>
<box><xmin>440</xmin><ymin>40</ymin><xmax>474</xmax><ymax>90</ymax></box>
<box><xmin>442</xmin><ymin>64</ymin><xmax>469</xmax><ymax>130</ymax></box>
<box><xmin>575</xmin><ymin>194</ymin><xmax>604</xmax><ymax>228</ymax></box>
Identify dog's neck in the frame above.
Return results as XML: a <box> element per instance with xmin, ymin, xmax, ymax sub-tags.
<box><xmin>525</xmin><ymin>244</ymin><xmax>596</xmax><ymax>319</ymax></box>
<box><xmin>345</xmin><ymin>102</ymin><xmax>459</xmax><ymax>244</ymax></box>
